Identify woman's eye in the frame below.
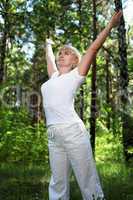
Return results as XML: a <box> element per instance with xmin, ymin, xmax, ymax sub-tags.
<box><xmin>65</xmin><ymin>51</ymin><xmax>70</xmax><ymax>55</ymax></box>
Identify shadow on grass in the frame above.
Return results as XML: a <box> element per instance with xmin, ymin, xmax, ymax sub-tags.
<box><xmin>0</xmin><ymin>162</ymin><xmax>133</xmax><ymax>200</ymax></box>
<box><xmin>0</xmin><ymin>176</ymin><xmax>82</xmax><ymax>200</ymax></box>
<box><xmin>0</xmin><ymin>163</ymin><xmax>82</xmax><ymax>200</ymax></box>
<box><xmin>98</xmin><ymin>162</ymin><xmax>133</xmax><ymax>200</ymax></box>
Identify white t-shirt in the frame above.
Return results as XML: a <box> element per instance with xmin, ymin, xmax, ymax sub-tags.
<box><xmin>41</xmin><ymin>67</ymin><xmax>86</xmax><ymax>126</ymax></box>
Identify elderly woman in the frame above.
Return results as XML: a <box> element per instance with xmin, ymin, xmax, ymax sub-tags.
<box><xmin>41</xmin><ymin>11</ymin><xmax>122</xmax><ymax>200</ymax></box>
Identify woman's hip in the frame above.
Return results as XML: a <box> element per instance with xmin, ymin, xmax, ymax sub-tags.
<box><xmin>47</xmin><ymin>122</ymin><xmax>90</xmax><ymax>148</ymax></box>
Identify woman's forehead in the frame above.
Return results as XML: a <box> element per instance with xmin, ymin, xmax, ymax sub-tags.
<box><xmin>59</xmin><ymin>47</ymin><xmax>74</xmax><ymax>54</ymax></box>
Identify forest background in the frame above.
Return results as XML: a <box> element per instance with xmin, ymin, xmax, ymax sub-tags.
<box><xmin>0</xmin><ymin>0</ymin><xmax>133</xmax><ymax>200</ymax></box>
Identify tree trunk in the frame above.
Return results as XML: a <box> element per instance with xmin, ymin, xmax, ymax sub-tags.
<box><xmin>0</xmin><ymin>0</ymin><xmax>9</xmax><ymax>83</ymax></box>
<box><xmin>90</xmin><ymin>0</ymin><xmax>97</xmax><ymax>154</ymax></box>
<box><xmin>114</xmin><ymin>0</ymin><xmax>131</xmax><ymax>161</ymax></box>
<box><xmin>78</xmin><ymin>0</ymin><xmax>84</xmax><ymax>121</ymax></box>
<box><xmin>30</xmin><ymin>55</ymin><xmax>41</xmax><ymax>124</ymax></box>
<box><xmin>105</xmin><ymin>52</ymin><xmax>111</xmax><ymax>129</ymax></box>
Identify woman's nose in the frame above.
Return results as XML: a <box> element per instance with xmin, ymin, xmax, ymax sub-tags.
<box><xmin>60</xmin><ymin>54</ymin><xmax>64</xmax><ymax>58</ymax></box>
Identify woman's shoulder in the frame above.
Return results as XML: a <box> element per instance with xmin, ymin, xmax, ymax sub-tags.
<box><xmin>50</xmin><ymin>70</ymin><xmax>59</xmax><ymax>79</ymax></box>
<box><xmin>69</xmin><ymin>67</ymin><xmax>86</xmax><ymax>79</ymax></box>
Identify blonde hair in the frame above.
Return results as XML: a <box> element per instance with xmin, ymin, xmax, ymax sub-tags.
<box><xmin>56</xmin><ymin>45</ymin><xmax>81</xmax><ymax>68</ymax></box>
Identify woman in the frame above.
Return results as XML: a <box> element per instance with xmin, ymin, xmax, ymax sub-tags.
<box><xmin>41</xmin><ymin>11</ymin><xmax>122</xmax><ymax>200</ymax></box>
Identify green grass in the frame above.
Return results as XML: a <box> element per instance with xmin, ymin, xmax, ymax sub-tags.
<box><xmin>95</xmin><ymin>132</ymin><xmax>133</xmax><ymax>200</ymax></box>
<box><xmin>0</xmin><ymin>163</ymin><xmax>82</xmax><ymax>200</ymax></box>
<box><xmin>0</xmin><ymin>132</ymin><xmax>133</xmax><ymax>200</ymax></box>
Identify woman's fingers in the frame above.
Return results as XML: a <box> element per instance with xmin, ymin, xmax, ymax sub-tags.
<box><xmin>110</xmin><ymin>10</ymin><xmax>123</xmax><ymax>27</ymax></box>
<box><xmin>113</xmin><ymin>10</ymin><xmax>122</xmax><ymax>20</ymax></box>
<box><xmin>46</xmin><ymin>38</ymin><xmax>55</xmax><ymax>45</ymax></box>
<box><xmin>116</xmin><ymin>10</ymin><xmax>123</xmax><ymax>19</ymax></box>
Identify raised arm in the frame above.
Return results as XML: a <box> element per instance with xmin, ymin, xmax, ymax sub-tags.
<box><xmin>45</xmin><ymin>39</ymin><xmax>58</xmax><ymax>78</ymax></box>
<box><xmin>78</xmin><ymin>10</ymin><xmax>122</xmax><ymax>76</ymax></box>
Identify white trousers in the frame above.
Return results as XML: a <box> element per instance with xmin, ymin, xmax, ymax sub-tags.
<box><xmin>47</xmin><ymin>122</ymin><xmax>105</xmax><ymax>200</ymax></box>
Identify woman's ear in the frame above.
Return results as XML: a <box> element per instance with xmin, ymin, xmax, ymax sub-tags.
<box><xmin>71</xmin><ymin>64</ymin><xmax>76</xmax><ymax>69</ymax></box>
<box><xmin>73</xmin><ymin>56</ymin><xmax>79</xmax><ymax>66</ymax></box>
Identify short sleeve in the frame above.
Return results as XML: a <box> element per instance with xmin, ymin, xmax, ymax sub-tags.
<box><xmin>70</xmin><ymin>67</ymin><xmax>86</xmax><ymax>83</ymax></box>
<box><xmin>68</xmin><ymin>67</ymin><xmax>86</xmax><ymax>91</ymax></box>
<box><xmin>50</xmin><ymin>71</ymin><xmax>59</xmax><ymax>79</ymax></box>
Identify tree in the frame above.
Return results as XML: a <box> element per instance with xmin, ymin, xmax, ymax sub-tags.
<box><xmin>0</xmin><ymin>0</ymin><xmax>10</xmax><ymax>83</ymax></box>
<box><xmin>114</xmin><ymin>0</ymin><xmax>132</xmax><ymax>161</ymax></box>
<box><xmin>89</xmin><ymin>0</ymin><xmax>97</xmax><ymax>154</ymax></box>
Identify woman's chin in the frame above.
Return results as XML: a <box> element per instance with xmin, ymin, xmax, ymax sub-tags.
<box><xmin>57</xmin><ymin>61</ymin><xmax>71</xmax><ymax>69</ymax></box>
<box><xmin>58</xmin><ymin>65</ymin><xmax>68</xmax><ymax>68</ymax></box>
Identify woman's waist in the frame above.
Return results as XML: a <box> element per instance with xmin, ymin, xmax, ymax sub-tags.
<box><xmin>43</xmin><ymin>103</ymin><xmax>74</xmax><ymax>109</ymax></box>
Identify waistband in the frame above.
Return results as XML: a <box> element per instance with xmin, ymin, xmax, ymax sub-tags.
<box><xmin>47</xmin><ymin>121</ymin><xmax>84</xmax><ymax>129</ymax></box>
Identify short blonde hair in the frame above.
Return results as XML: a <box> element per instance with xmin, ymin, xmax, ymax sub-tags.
<box><xmin>56</xmin><ymin>45</ymin><xmax>81</xmax><ymax>66</ymax></box>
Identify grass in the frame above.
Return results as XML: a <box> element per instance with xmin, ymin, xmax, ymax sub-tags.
<box><xmin>97</xmin><ymin>162</ymin><xmax>133</xmax><ymax>200</ymax></box>
<box><xmin>95</xmin><ymin>132</ymin><xmax>133</xmax><ymax>200</ymax></box>
<box><xmin>0</xmin><ymin>132</ymin><xmax>133</xmax><ymax>200</ymax></box>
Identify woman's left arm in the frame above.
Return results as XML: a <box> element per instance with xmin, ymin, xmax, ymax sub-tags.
<box><xmin>78</xmin><ymin>10</ymin><xmax>122</xmax><ymax>76</ymax></box>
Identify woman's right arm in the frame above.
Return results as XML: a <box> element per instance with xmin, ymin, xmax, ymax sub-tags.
<box><xmin>77</xmin><ymin>10</ymin><xmax>122</xmax><ymax>76</ymax></box>
<box><xmin>46</xmin><ymin>39</ymin><xmax>58</xmax><ymax>78</ymax></box>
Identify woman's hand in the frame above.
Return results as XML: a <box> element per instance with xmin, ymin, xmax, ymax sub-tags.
<box><xmin>46</xmin><ymin>38</ymin><xmax>55</xmax><ymax>45</ymax></box>
<box><xmin>108</xmin><ymin>10</ymin><xmax>123</xmax><ymax>28</ymax></box>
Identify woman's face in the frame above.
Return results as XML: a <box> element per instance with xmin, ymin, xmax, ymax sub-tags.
<box><xmin>57</xmin><ymin>48</ymin><xmax>78</xmax><ymax>69</ymax></box>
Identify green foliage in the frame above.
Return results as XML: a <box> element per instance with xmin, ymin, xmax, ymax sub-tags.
<box><xmin>96</xmin><ymin>130</ymin><xmax>124</xmax><ymax>163</ymax></box>
<box><xmin>96</xmin><ymin>131</ymin><xmax>133</xmax><ymax>200</ymax></box>
<box><xmin>0</xmin><ymin>107</ymin><xmax>48</xmax><ymax>166</ymax></box>
<box><xmin>0</xmin><ymin>130</ymin><xmax>133</xmax><ymax>200</ymax></box>
<box><xmin>128</xmin><ymin>57</ymin><xmax>133</xmax><ymax>72</ymax></box>
<box><xmin>0</xmin><ymin>0</ymin><xmax>133</xmax><ymax>199</ymax></box>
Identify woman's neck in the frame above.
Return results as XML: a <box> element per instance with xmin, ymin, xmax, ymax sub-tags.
<box><xmin>58</xmin><ymin>66</ymin><xmax>72</xmax><ymax>75</ymax></box>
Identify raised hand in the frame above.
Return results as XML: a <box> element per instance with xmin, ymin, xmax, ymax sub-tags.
<box><xmin>108</xmin><ymin>10</ymin><xmax>123</xmax><ymax>28</ymax></box>
<box><xmin>46</xmin><ymin>38</ymin><xmax>55</xmax><ymax>45</ymax></box>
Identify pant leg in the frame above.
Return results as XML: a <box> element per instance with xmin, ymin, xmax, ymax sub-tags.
<box><xmin>47</xmin><ymin>127</ymin><xmax>72</xmax><ymax>200</ymax></box>
<box><xmin>63</xmin><ymin>123</ymin><xmax>104</xmax><ymax>200</ymax></box>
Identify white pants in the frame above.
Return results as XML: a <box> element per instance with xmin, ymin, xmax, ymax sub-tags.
<box><xmin>47</xmin><ymin>122</ymin><xmax>104</xmax><ymax>200</ymax></box>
